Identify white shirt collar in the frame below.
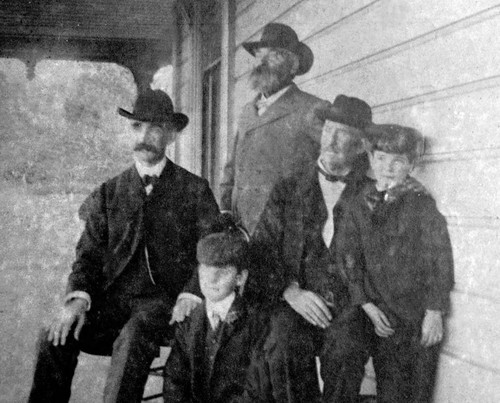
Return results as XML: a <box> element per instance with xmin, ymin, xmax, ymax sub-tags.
<box><xmin>134</xmin><ymin>156</ymin><xmax>167</xmax><ymax>179</ymax></box>
<box><xmin>256</xmin><ymin>85</ymin><xmax>291</xmax><ymax>115</ymax></box>
<box><xmin>260</xmin><ymin>85</ymin><xmax>290</xmax><ymax>104</ymax></box>
<box><xmin>205</xmin><ymin>292</ymin><xmax>236</xmax><ymax>322</ymax></box>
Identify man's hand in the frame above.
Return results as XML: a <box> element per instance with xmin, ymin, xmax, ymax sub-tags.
<box><xmin>283</xmin><ymin>283</ymin><xmax>332</xmax><ymax>328</ymax></box>
<box><xmin>169</xmin><ymin>298</ymin><xmax>200</xmax><ymax>325</ymax></box>
<box><xmin>362</xmin><ymin>302</ymin><xmax>395</xmax><ymax>337</ymax></box>
<box><xmin>421</xmin><ymin>310</ymin><xmax>443</xmax><ymax>347</ymax></box>
<box><xmin>48</xmin><ymin>298</ymin><xmax>87</xmax><ymax>346</ymax></box>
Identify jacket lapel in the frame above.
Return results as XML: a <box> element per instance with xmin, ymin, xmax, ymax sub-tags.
<box><xmin>103</xmin><ymin>166</ymin><xmax>146</xmax><ymax>287</ymax></box>
<box><xmin>239</xmin><ymin>84</ymin><xmax>302</xmax><ymax>134</ymax></box>
<box><xmin>190</xmin><ymin>303</ymin><xmax>209</xmax><ymax>391</ymax></box>
<box><xmin>112</xmin><ymin>165</ymin><xmax>146</xmax><ymax>217</ymax></box>
<box><xmin>282</xmin><ymin>167</ymin><xmax>327</xmax><ymax>276</ymax></box>
<box><xmin>300</xmin><ymin>167</ymin><xmax>328</xmax><ymax>234</ymax></box>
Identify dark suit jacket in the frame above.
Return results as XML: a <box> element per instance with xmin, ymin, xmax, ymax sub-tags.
<box><xmin>163</xmin><ymin>296</ymin><xmax>267</xmax><ymax>403</ymax></box>
<box><xmin>338</xmin><ymin>182</ymin><xmax>455</xmax><ymax>323</ymax></box>
<box><xmin>68</xmin><ymin>159</ymin><xmax>220</xmax><ymax>303</ymax></box>
<box><xmin>220</xmin><ymin>84</ymin><xmax>329</xmax><ymax>234</ymax></box>
<box><xmin>251</xmin><ymin>156</ymin><xmax>371</xmax><ymax>303</ymax></box>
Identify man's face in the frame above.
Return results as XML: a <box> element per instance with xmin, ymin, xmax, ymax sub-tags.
<box><xmin>250</xmin><ymin>47</ymin><xmax>297</xmax><ymax>95</ymax></box>
<box><xmin>319</xmin><ymin>120</ymin><xmax>364</xmax><ymax>173</ymax></box>
<box><xmin>129</xmin><ymin>120</ymin><xmax>177</xmax><ymax>165</ymax></box>
<box><xmin>369</xmin><ymin>150</ymin><xmax>413</xmax><ymax>190</ymax></box>
<box><xmin>199</xmin><ymin>264</ymin><xmax>248</xmax><ymax>303</ymax></box>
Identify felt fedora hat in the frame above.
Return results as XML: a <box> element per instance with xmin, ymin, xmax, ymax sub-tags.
<box><xmin>118</xmin><ymin>89</ymin><xmax>189</xmax><ymax>131</ymax></box>
<box><xmin>315</xmin><ymin>95</ymin><xmax>372</xmax><ymax>130</ymax></box>
<box><xmin>242</xmin><ymin>23</ymin><xmax>313</xmax><ymax>75</ymax></box>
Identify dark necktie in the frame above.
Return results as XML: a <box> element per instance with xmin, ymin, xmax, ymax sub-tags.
<box><xmin>317</xmin><ymin>165</ymin><xmax>346</xmax><ymax>183</ymax></box>
<box><xmin>142</xmin><ymin>174</ymin><xmax>159</xmax><ymax>187</ymax></box>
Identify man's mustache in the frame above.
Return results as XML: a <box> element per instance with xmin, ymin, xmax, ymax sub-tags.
<box><xmin>252</xmin><ymin>61</ymin><xmax>273</xmax><ymax>75</ymax></box>
<box><xmin>134</xmin><ymin>143</ymin><xmax>159</xmax><ymax>153</ymax></box>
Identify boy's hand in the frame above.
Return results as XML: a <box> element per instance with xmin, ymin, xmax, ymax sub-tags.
<box><xmin>362</xmin><ymin>302</ymin><xmax>395</xmax><ymax>337</ymax></box>
<box><xmin>283</xmin><ymin>283</ymin><xmax>332</xmax><ymax>328</ymax></box>
<box><xmin>421</xmin><ymin>310</ymin><xmax>443</xmax><ymax>347</ymax></box>
<box><xmin>48</xmin><ymin>298</ymin><xmax>87</xmax><ymax>346</ymax></box>
<box><xmin>169</xmin><ymin>298</ymin><xmax>200</xmax><ymax>325</ymax></box>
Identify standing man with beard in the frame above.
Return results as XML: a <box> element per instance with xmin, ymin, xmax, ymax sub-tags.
<box><xmin>28</xmin><ymin>90</ymin><xmax>220</xmax><ymax>403</ymax></box>
<box><xmin>220</xmin><ymin>23</ymin><xmax>329</xmax><ymax>236</ymax></box>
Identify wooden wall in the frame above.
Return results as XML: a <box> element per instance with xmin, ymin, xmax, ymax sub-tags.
<box><xmin>176</xmin><ymin>1</ymin><xmax>500</xmax><ymax>400</ymax></box>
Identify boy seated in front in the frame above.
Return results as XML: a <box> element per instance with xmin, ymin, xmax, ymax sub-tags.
<box><xmin>163</xmin><ymin>223</ymin><xmax>266</xmax><ymax>403</ymax></box>
<box><xmin>339</xmin><ymin>124</ymin><xmax>455</xmax><ymax>402</ymax></box>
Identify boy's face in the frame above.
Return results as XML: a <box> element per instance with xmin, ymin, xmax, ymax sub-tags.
<box><xmin>369</xmin><ymin>150</ymin><xmax>414</xmax><ymax>190</ymax></box>
<box><xmin>199</xmin><ymin>264</ymin><xmax>248</xmax><ymax>303</ymax></box>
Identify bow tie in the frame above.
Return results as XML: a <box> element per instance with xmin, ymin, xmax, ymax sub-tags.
<box><xmin>317</xmin><ymin>165</ymin><xmax>346</xmax><ymax>183</ymax></box>
<box><xmin>142</xmin><ymin>174</ymin><xmax>159</xmax><ymax>187</ymax></box>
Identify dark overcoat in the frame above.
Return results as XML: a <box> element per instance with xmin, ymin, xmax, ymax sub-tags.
<box><xmin>338</xmin><ymin>182</ymin><xmax>455</xmax><ymax>323</ymax></box>
<box><xmin>163</xmin><ymin>296</ymin><xmax>267</xmax><ymax>403</ymax></box>
<box><xmin>251</xmin><ymin>157</ymin><xmax>371</xmax><ymax>302</ymax></box>
<box><xmin>220</xmin><ymin>84</ymin><xmax>329</xmax><ymax>234</ymax></box>
<box><xmin>69</xmin><ymin>159</ymin><xmax>220</xmax><ymax>303</ymax></box>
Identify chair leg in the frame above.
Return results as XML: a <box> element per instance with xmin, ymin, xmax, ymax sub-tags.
<box><xmin>142</xmin><ymin>392</ymin><xmax>163</xmax><ymax>401</ymax></box>
<box><xmin>141</xmin><ymin>365</ymin><xmax>164</xmax><ymax>401</ymax></box>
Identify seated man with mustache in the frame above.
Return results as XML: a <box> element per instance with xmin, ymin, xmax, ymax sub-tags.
<box><xmin>28</xmin><ymin>90</ymin><xmax>220</xmax><ymax>403</ymax></box>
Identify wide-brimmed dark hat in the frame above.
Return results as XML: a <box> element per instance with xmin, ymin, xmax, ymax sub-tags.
<box><xmin>118</xmin><ymin>89</ymin><xmax>189</xmax><ymax>131</ymax></box>
<box><xmin>242</xmin><ymin>23</ymin><xmax>313</xmax><ymax>76</ymax></box>
<box><xmin>315</xmin><ymin>95</ymin><xmax>372</xmax><ymax>130</ymax></box>
<box><xmin>364</xmin><ymin>124</ymin><xmax>425</xmax><ymax>161</ymax></box>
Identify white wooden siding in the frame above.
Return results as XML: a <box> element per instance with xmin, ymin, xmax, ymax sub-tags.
<box><xmin>175</xmin><ymin>1</ymin><xmax>500</xmax><ymax>399</ymax></box>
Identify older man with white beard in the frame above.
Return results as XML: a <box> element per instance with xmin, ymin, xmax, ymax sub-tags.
<box><xmin>220</xmin><ymin>23</ymin><xmax>329</xmax><ymax>237</ymax></box>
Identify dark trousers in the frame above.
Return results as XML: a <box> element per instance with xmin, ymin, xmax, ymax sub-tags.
<box><xmin>28</xmin><ymin>296</ymin><xmax>173</xmax><ymax>403</ymax></box>
<box><xmin>244</xmin><ymin>303</ymin><xmax>369</xmax><ymax>403</ymax></box>
<box><xmin>370</xmin><ymin>319</ymin><xmax>441</xmax><ymax>403</ymax></box>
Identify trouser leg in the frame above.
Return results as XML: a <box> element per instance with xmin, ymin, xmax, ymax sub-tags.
<box><xmin>264</xmin><ymin>304</ymin><xmax>321</xmax><ymax>403</ymax></box>
<box><xmin>28</xmin><ymin>328</ymin><xmax>80</xmax><ymax>403</ymax></box>
<box><xmin>372</xmin><ymin>329</ymin><xmax>411</xmax><ymax>403</ymax></box>
<box><xmin>410</xmin><ymin>340</ymin><xmax>441</xmax><ymax>402</ymax></box>
<box><xmin>320</xmin><ymin>307</ymin><xmax>370</xmax><ymax>403</ymax></box>
<box><xmin>372</xmin><ymin>322</ymin><xmax>441</xmax><ymax>403</ymax></box>
<box><xmin>103</xmin><ymin>298</ymin><xmax>172</xmax><ymax>403</ymax></box>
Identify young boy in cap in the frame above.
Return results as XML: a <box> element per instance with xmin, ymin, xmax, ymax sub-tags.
<box><xmin>163</xmin><ymin>220</ymin><xmax>267</xmax><ymax>403</ymax></box>
<box><xmin>339</xmin><ymin>124</ymin><xmax>455</xmax><ymax>402</ymax></box>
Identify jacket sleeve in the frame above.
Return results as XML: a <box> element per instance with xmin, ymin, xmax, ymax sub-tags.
<box><xmin>163</xmin><ymin>323</ymin><xmax>192</xmax><ymax>402</ymax></box>
<box><xmin>182</xmin><ymin>178</ymin><xmax>221</xmax><ymax>296</ymax></box>
<box><xmin>337</xmin><ymin>205</ymin><xmax>370</xmax><ymax>307</ymax></box>
<box><xmin>66</xmin><ymin>184</ymin><xmax>108</xmax><ymax>300</ymax></box>
<box><xmin>219</xmin><ymin>128</ymin><xmax>240</xmax><ymax>213</ymax></box>
<box><xmin>420</xmin><ymin>199</ymin><xmax>455</xmax><ymax>312</ymax></box>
